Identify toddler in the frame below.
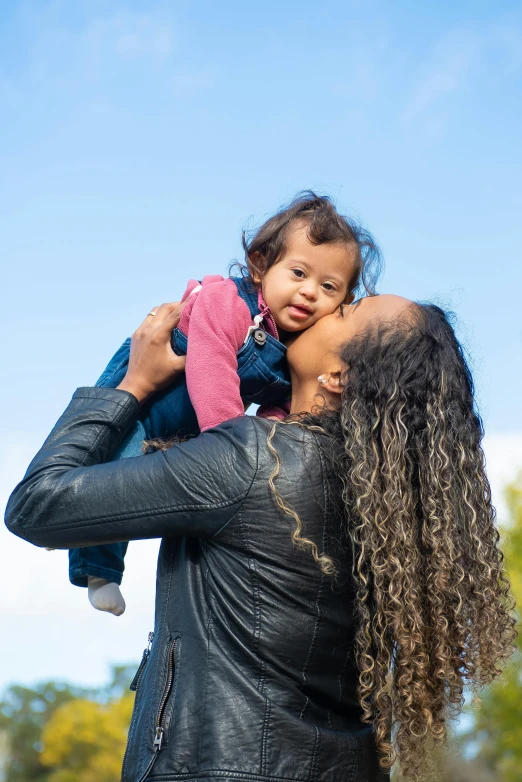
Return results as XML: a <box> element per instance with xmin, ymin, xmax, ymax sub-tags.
<box><xmin>69</xmin><ymin>192</ymin><xmax>380</xmax><ymax>615</ymax></box>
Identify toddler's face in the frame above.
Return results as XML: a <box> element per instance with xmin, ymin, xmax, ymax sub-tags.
<box><xmin>259</xmin><ymin>224</ymin><xmax>357</xmax><ymax>333</ymax></box>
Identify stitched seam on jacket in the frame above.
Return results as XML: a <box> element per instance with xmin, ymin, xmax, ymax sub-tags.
<box><xmin>136</xmin><ymin>542</ymin><xmax>176</xmax><ymax>775</ymax></box>
<box><xmin>332</xmin><ymin>649</ymin><xmax>352</xmax><ymax>730</ymax></box>
<box><xmin>211</xmin><ymin>418</ymin><xmax>260</xmax><ymax>539</ymax></box>
<box><xmin>348</xmin><ymin>738</ymin><xmax>361</xmax><ymax>782</ymax></box>
<box><xmin>307</xmin><ymin>726</ymin><xmax>321</xmax><ymax>782</ymax></box>
<box><xmin>235</xmin><ymin>503</ymin><xmax>264</xmax><ymax>768</ymax></box>
<box><xmin>211</xmin><ymin>501</ymin><xmax>245</xmax><ymax>539</ymax></box>
<box><xmin>218</xmin><ymin>420</ymin><xmax>262</xmax><ymax>662</ymax></box>
<box><xmin>79</xmin><ymin>400</ymin><xmax>132</xmax><ymax>466</ymax></box>
<box><xmin>314</xmin><ymin>434</ymin><xmax>356</xmax><ymax>737</ymax></box>
<box><xmin>73</xmin><ymin>389</ymin><xmax>139</xmax><ymax>410</ymax></box>
<box><xmin>256</xmin><ymin>660</ymin><xmax>266</xmax><ymax>694</ymax></box>
<box><xmin>233</xmin><ymin>419</ymin><xmax>265</xmax><ymax>774</ymax></box>
<box><xmin>314</xmin><ymin>439</ymin><xmax>336</xmax><ymax>731</ymax></box>
<box><xmin>312</xmin><ymin>433</ymin><xmax>359</xmax><ymax>739</ymax></box>
<box><xmin>146</xmin><ymin>770</ymin><xmax>343</xmax><ymax>781</ymax></box>
<box><xmin>198</xmin><ymin>612</ymin><xmax>213</xmax><ymax>768</ymax></box>
<box><xmin>260</xmin><ymin>696</ymin><xmax>271</xmax><ymax>776</ymax></box>
<box><xmin>249</xmin><ymin>554</ymin><xmax>262</xmax><ymax>658</ymax></box>
<box><xmin>159</xmin><ymin>540</ymin><xmax>176</xmax><ymax>665</ymax></box>
<box><xmin>245</xmin><ymin>424</ymin><xmax>265</xmax><ymax>690</ymax></box>
<box><xmin>299</xmin><ymin>439</ymin><xmax>328</xmax><ymax>721</ymax></box>
<box><xmin>38</xmin><ymin>497</ymin><xmax>248</xmax><ymax>530</ymax></box>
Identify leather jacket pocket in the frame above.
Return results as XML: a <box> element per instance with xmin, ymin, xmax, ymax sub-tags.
<box><xmin>121</xmin><ymin>633</ymin><xmax>181</xmax><ymax>782</ymax></box>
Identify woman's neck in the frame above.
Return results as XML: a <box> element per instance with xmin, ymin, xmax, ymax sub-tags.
<box><xmin>288</xmin><ymin>374</ymin><xmax>335</xmax><ymax>417</ymax></box>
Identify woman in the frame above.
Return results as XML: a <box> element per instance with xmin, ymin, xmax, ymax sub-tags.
<box><xmin>5</xmin><ymin>295</ymin><xmax>516</xmax><ymax>782</ymax></box>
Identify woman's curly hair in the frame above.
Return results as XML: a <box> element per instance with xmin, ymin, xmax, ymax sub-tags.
<box><xmin>285</xmin><ymin>302</ymin><xmax>517</xmax><ymax>780</ymax></box>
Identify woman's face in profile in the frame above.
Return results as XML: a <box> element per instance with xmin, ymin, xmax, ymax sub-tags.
<box><xmin>285</xmin><ymin>307</ymin><xmax>348</xmax><ymax>381</ymax></box>
<box><xmin>286</xmin><ymin>295</ymin><xmax>412</xmax><ymax>381</ymax></box>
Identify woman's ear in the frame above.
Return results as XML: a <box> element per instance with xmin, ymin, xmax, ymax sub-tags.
<box><xmin>317</xmin><ymin>372</ymin><xmax>344</xmax><ymax>395</ymax></box>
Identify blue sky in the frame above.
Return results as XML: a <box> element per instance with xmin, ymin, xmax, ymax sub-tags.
<box><xmin>2</xmin><ymin>0</ymin><xmax>522</xmax><ymax>691</ymax></box>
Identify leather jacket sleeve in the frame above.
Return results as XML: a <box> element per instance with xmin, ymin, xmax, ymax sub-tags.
<box><xmin>4</xmin><ymin>387</ymin><xmax>259</xmax><ymax>550</ymax></box>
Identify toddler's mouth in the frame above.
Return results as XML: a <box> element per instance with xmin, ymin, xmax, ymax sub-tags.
<box><xmin>287</xmin><ymin>303</ymin><xmax>313</xmax><ymax>319</ymax></box>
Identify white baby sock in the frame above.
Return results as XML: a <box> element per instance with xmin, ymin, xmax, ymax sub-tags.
<box><xmin>87</xmin><ymin>576</ymin><xmax>126</xmax><ymax>616</ymax></box>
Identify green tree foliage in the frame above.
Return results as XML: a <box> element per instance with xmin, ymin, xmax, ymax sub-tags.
<box><xmin>392</xmin><ymin>750</ymin><xmax>499</xmax><ymax>782</ymax></box>
<box><xmin>459</xmin><ymin>474</ymin><xmax>522</xmax><ymax>782</ymax></box>
<box><xmin>0</xmin><ymin>680</ymin><xmax>88</xmax><ymax>782</ymax></box>
<box><xmin>0</xmin><ymin>665</ymin><xmax>136</xmax><ymax>782</ymax></box>
<box><xmin>503</xmin><ymin>478</ymin><xmax>522</xmax><ymax>645</ymax></box>
<box><xmin>40</xmin><ymin>693</ymin><xmax>134</xmax><ymax>782</ymax></box>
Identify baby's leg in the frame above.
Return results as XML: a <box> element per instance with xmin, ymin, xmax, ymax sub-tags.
<box><xmin>67</xmin><ymin>339</ymin><xmax>136</xmax><ymax>614</ymax></box>
<box><xmin>69</xmin><ymin>542</ymin><xmax>128</xmax><ymax>616</ymax></box>
<box><xmin>95</xmin><ymin>337</ymin><xmax>132</xmax><ymax>388</ymax></box>
<box><xmin>88</xmin><ymin>577</ymin><xmax>126</xmax><ymax>616</ymax></box>
<box><xmin>68</xmin><ymin>340</ymin><xmax>163</xmax><ymax>614</ymax></box>
<box><xmin>68</xmin><ymin>337</ymin><xmax>198</xmax><ymax>615</ymax></box>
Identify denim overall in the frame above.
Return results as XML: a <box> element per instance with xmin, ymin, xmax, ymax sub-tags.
<box><xmin>68</xmin><ymin>276</ymin><xmax>291</xmax><ymax>587</ymax></box>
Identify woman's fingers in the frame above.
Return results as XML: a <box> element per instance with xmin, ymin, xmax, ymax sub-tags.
<box><xmin>135</xmin><ymin>302</ymin><xmax>183</xmax><ymax>336</ymax></box>
<box><xmin>117</xmin><ymin>302</ymin><xmax>187</xmax><ymax>404</ymax></box>
<box><xmin>149</xmin><ymin>301</ymin><xmax>183</xmax><ymax>329</ymax></box>
<box><xmin>134</xmin><ymin>306</ymin><xmax>160</xmax><ymax>333</ymax></box>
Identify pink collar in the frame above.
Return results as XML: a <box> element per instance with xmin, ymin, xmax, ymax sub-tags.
<box><xmin>257</xmin><ymin>290</ymin><xmax>278</xmax><ymax>339</ymax></box>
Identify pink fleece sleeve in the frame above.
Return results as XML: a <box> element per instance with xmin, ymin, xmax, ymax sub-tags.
<box><xmin>179</xmin><ymin>275</ymin><xmax>227</xmax><ymax>333</ymax></box>
<box><xmin>181</xmin><ymin>279</ymin><xmax>201</xmax><ymax>303</ymax></box>
<box><xmin>256</xmin><ymin>402</ymin><xmax>291</xmax><ymax>420</ymax></box>
<box><xmin>184</xmin><ymin>279</ymin><xmax>253</xmax><ymax>431</ymax></box>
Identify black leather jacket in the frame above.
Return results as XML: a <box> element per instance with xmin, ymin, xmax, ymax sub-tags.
<box><xmin>5</xmin><ymin>387</ymin><xmax>388</xmax><ymax>782</ymax></box>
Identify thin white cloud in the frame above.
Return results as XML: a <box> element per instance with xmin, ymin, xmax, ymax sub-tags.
<box><xmin>407</xmin><ymin>28</ymin><xmax>482</xmax><ymax>116</ymax></box>
<box><xmin>173</xmin><ymin>68</ymin><xmax>217</xmax><ymax>92</ymax></box>
<box><xmin>4</xmin><ymin>4</ymin><xmax>220</xmax><ymax>102</ymax></box>
<box><xmin>489</xmin><ymin>16</ymin><xmax>522</xmax><ymax>74</ymax></box>
<box><xmin>83</xmin><ymin>11</ymin><xmax>174</xmax><ymax>63</ymax></box>
<box><xmin>328</xmin><ymin>30</ymin><xmax>395</xmax><ymax>104</ymax></box>
<box><xmin>11</xmin><ymin>5</ymin><xmax>176</xmax><ymax>94</ymax></box>
<box><xmin>331</xmin><ymin>59</ymin><xmax>380</xmax><ymax>101</ymax></box>
<box><xmin>405</xmin><ymin>14</ymin><xmax>522</xmax><ymax>120</ymax></box>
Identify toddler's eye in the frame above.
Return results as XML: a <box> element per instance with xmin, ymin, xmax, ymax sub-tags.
<box><xmin>322</xmin><ymin>282</ymin><xmax>337</xmax><ymax>292</ymax></box>
<box><xmin>292</xmin><ymin>269</ymin><xmax>305</xmax><ymax>278</ymax></box>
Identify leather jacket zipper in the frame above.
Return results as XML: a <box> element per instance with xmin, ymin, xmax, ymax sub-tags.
<box><xmin>129</xmin><ymin>632</ymin><xmax>154</xmax><ymax>692</ymax></box>
<box><xmin>152</xmin><ymin>639</ymin><xmax>177</xmax><ymax>752</ymax></box>
<box><xmin>121</xmin><ymin>634</ymin><xmax>178</xmax><ymax>782</ymax></box>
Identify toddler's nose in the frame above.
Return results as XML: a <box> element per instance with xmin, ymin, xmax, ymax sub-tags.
<box><xmin>299</xmin><ymin>282</ymin><xmax>318</xmax><ymax>300</ymax></box>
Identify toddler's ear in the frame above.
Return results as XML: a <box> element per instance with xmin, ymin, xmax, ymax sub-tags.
<box><xmin>249</xmin><ymin>251</ymin><xmax>263</xmax><ymax>284</ymax></box>
<box><xmin>344</xmin><ymin>292</ymin><xmax>355</xmax><ymax>305</ymax></box>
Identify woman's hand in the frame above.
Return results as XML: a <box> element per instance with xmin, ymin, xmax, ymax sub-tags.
<box><xmin>117</xmin><ymin>302</ymin><xmax>186</xmax><ymax>405</ymax></box>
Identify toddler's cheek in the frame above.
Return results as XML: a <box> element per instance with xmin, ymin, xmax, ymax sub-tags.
<box><xmin>311</xmin><ymin>311</ymin><xmax>329</xmax><ymax>325</ymax></box>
